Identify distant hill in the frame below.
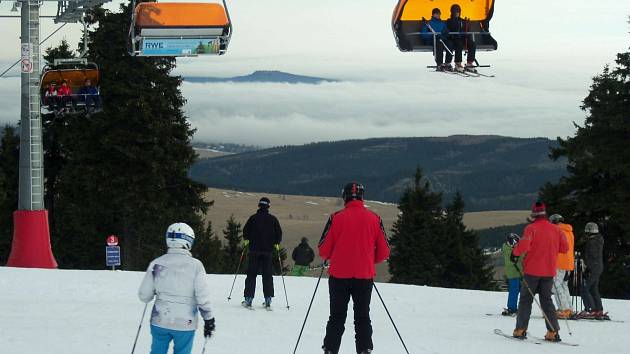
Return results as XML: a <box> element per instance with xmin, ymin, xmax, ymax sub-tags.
<box><xmin>190</xmin><ymin>136</ymin><xmax>567</xmax><ymax>211</ymax></box>
<box><xmin>183</xmin><ymin>70</ymin><xmax>337</xmax><ymax>84</ymax></box>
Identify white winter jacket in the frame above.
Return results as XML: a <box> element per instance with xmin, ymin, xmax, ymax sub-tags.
<box><xmin>138</xmin><ymin>248</ymin><xmax>214</xmax><ymax>331</ymax></box>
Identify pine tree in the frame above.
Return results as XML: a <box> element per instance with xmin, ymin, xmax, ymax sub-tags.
<box><xmin>540</xmin><ymin>43</ymin><xmax>630</xmax><ymax>298</ymax></box>
<box><xmin>389</xmin><ymin>168</ymin><xmax>494</xmax><ymax>290</ymax></box>
<box><xmin>222</xmin><ymin>215</ymin><xmax>244</xmax><ymax>272</ymax></box>
<box><xmin>43</xmin><ymin>39</ymin><xmax>75</xmax><ymax>63</ymax></box>
<box><xmin>0</xmin><ymin>126</ymin><xmax>20</xmax><ymax>264</ymax></box>
<box><xmin>389</xmin><ymin>168</ymin><xmax>447</xmax><ymax>286</ymax></box>
<box><xmin>442</xmin><ymin>192</ymin><xmax>494</xmax><ymax>290</ymax></box>
<box><xmin>193</xmin><ymin>221</ymin><xmax>224</xmax><ymax>273</ymax></box>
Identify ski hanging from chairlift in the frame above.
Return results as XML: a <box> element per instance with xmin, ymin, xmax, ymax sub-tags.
<box><xmin>392</xmin><ymin>0</ymin><xmax>497</xmax><ymax>77</ymax></box>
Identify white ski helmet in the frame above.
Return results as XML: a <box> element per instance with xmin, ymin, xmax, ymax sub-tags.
<box><xmin>165</xmin><ymin>222</ymin><xmax>195</xmax><ymax>250</ymax></box>
<box><xmin>549</xmin><ymin>214</ymin><xmax>564</xmax><ymax>224</ymax></box>
<box><xmin>584</xmin><ymin>222</ymin><xmax>599</xmax><ymax>234</ymax></box>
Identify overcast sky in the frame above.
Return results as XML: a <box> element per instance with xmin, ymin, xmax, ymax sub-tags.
<box><xmin>0</xmin><ymin>0</ymin><xmax>629</xmax><ymax>146</ymax></box>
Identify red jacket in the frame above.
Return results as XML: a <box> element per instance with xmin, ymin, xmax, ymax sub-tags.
<box><xmin>57</xmin><ymin>85</ymin><xmax>72</xmax><ymax>97</ymax></box>
<box><xmin>318</xmin><ymin>200</ymin><xmax>390</xmax><ymax>279</ymax></box>
<box><xmin>513</xmin><ymin>218</ymin><xmax>569</xmax><ymax>277</ymax></box>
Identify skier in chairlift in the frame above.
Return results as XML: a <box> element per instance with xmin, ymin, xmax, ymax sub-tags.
<box><xmin>421</xmin><ymin>8</ymin><xmax>452</xmax><ymax>71</ymax></box>
<box><xmin>446</xmin><ymin>4</ymin><xmax>477</xmax><ymax>73</ymax></box>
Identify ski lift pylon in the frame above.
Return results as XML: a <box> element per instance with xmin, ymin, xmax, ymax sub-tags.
<box><xmin>392</xmin><ymin>0</ymin><xmax>497</xmax><ymax>53</ymax></box>
<box><xmin>130</xmin><ymin>1</ymin><xmax>232</xmax><ymax>57</ymax></box>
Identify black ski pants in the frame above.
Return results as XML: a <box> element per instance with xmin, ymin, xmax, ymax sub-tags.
<box><xmin>516</xmin><ymin>275</ymin><xmax>560</xmax><ymax>332</ymax></box>
<box><xmin>323</xmin><ymin>277</ymin><xmax>373</xmax><ymax>354</ymax></box>
<box><xmin>582</xmin><ymin>270</ymin><xmax>603</xmax><ymax>312</ymax></box>
<box><xmin>449</xmin><ymin>36</ymin><xmax>476</xmax><ymax>64</ymax></box>
<box><xmin>424</xmin><ymin>37</ymin><xmax>453</xmax><ymax>66</ymax></box>
<box><xmin>244</xmin><ymin>251</ymin><xmax>274</xmax><ymax>298</ymax></box>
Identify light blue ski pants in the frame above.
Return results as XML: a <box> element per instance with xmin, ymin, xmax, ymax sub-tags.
<box><xmin>150</xmin><ymin>325</ymin><xmax>195</xmax><ymax>354</ymax></box>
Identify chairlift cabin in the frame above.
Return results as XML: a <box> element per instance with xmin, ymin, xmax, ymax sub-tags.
<box><xmin>392</xmin><ymin>0</ymin><xmax>497</xmax><ymax>53</ymax></box>
<box><xmin>40</xmin><ymin>59</ymin><xmax>101</xmax><ymax>113</ymax></box>
<box><xmin>130</xmin><ymin>1</ymin><xmax>232</xmax><ymax>57</ymax></box>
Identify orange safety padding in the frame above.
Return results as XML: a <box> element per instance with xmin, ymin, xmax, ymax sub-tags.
<box><xmin>399</xmin><ymin>0</ymin><xmax>494</xmax><ymax>22</ymax></box>
<box><xmin>135</xmin><ymin>3</ymin><xmax>229</xmax><ymax>28</ymax></box>
<box><xmin>41</xmin><ymin>69</ymin><xmax>99</xmax><ymax>92</ymax></box>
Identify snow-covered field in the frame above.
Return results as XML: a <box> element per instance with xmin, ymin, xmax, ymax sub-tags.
<box><xmin>1</xmin><ymin>267</ymin><xmax>628</xmax><ymax>354</ymax></box>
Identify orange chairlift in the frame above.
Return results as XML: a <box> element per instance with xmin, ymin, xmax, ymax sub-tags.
<box><xmin>129</xmin><ymin>0</ymin><xmax>232</xmax><ymax>57</ymax></box>
<box><xmin>392</xmin><ymin>0</ymin><xmax>497</xmax><ymax>70</ymax></box>
<box><xmin>40</xmin><ymin>59</ymin><xmax>101</xmax><ymax>114</ymax></box>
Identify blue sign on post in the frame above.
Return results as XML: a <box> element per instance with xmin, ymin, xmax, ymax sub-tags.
<box><xmin>106</xmin><ymin>246</ymin><xmax>121</xmax><ymax>269</ymax></box>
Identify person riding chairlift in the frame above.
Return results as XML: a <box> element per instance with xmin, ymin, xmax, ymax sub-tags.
<box><xmin>446</xmin><ymin>4</ymin><xmax>477</xmax><ymax>73</ymax></box>
<box><xmin>44</xmin><ymin>81</ymin><xmax>58</xmax><ymax>111</ymax></box>
<box><xmin>57</xmin><ymin>80</ymin><xmax>75</xmax><ymax>113</ymax></box>
<box><xmin>78</xmin><ymin>79</ymin><xmax>100</xmax><ymax>113</ymax></box>
<box><xmin>421</xmin><ymin>8</ymin><xmax>452</xmax><ymax>71</ymax></box>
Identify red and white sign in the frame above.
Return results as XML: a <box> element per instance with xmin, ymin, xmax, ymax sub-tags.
<box><xmin>106</xmin><ymin>235</ymin><xmax>119</xmax><ymax>246</ymax></box>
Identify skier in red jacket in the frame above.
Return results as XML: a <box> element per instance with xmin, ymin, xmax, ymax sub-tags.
<box><xmin>319</xmin><ymin>182</ymin><xmax>390</xmax><ymax>354</ymax></box>
<box><xmin>512</xmin><ymin>202</ymin><xmax>569</xmax><ymax>342</ymax></box>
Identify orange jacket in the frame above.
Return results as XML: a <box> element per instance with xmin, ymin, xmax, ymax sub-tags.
<box><xmin>556</xmin><ymin>223</ymin><xmax>575</xmax><ymax>271</ymax></box>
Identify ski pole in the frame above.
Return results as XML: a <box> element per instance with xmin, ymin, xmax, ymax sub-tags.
<box><xmin>227</xmin><ymin>248</ymin><xmax>246</xmax><ymax>301</ymax></box>
<box><xmin>131</xmin><ymin>302</ymin><xmax>149</xmax><ymax>354</ymax></box>
<box><xmin>201</xmin><ymin>337</ymin><xmax>209</xmax><ymax>354</ymax></box>
<box><xmin>278</xmin><ymin>251</ymin><xmax>290</xmax><ymax>309</ymax></box>
<box><xmin>515</xmin><ymin>265</ymin><xmax>557</xmax><ymax>333</ymax></box>
<box><xmin>422</xmin><ymin>17</ymin><xmax>454</xmax><ymax>56</ymax></box>
<box><xmin>293</xmin><ymin>263</ymin><xmax>326</xmax><ymax>354</ymax></box>
<box><xmin>373</xmin><ymin>283</ymin><xmax>410</xmax><ymax>354</ymax></box>
<box><xmin>552</xmin><ymin>279</ymin><xmax>573</xmax><ymax>336</ymax></box>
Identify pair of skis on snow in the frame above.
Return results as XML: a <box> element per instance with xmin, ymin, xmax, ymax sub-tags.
<box><xmin>486</xmin><ymin>312</ymin><xmax>624</xmax><ymax>323</ymax></box>
<box><xmin>494</xmin><ymin>329</ymin><xmax>579</xmax><ymax>346</ymax></box>
<box><xmin>242</xmin><ymin>302</ymin><xmax>273</xmax><ymax>311</ymax></box>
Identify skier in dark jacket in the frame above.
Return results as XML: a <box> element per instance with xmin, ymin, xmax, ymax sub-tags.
<box><xmin>420</xmin><ymin>8</ymin><xmax>452</xmax><ymax>70</ymax></box>
<box><xmin>291</xmin><ymin>237</ymin><xmax>315</xmax><ymax>276</ymax></box>
<box><xmin>446</xmin><ymin>4</ymin><xmax>477</xmax><ymax>73</ymax></box>
<box><xmin>578</xmin><ymin>222</ymin><xmax>606</xmax><ymax>319</ymax></box>
<box><xmin>320</xmin><ymin>182</ymin><xmax>390</xmax><ymax>354</ymax></box>
<box><xmin>242</xmin><ymin>197</ymin><xmax>283</xmax><ymax>309</ymax></box>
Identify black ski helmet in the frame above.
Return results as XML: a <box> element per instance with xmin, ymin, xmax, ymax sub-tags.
<box><xmin>506</xmin><ymin>233</ymin><xmax>520</xmax><ymax>247</ymax></box>
<box><xmin>450</xmin><ymin>4</ymin><xmax>461</xmax><ymax>15</ymax></box>
<box><xmin>342</xmin><ymin>182</ymin><xmax>365</xmax><ymax>203</ymax></box>
<box><xmin>258</xmin><ymin>197</ymin><xmax>271</xmax><ymax>209</ymax></box>
<box><xmin>432</xmin><ymin>8</ymin><xmax>441</xmax><ymax>15</ymax></box>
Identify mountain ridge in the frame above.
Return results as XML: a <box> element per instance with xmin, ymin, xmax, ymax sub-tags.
<box><xmin>183</xmin><ymin>70</ymin><xmax>337</xmax><ymax>84</ymax></box>
<box><xmin>190</xmin><ymin>135</ymin><xmax>567</xmax><ymax>211</ymax></box>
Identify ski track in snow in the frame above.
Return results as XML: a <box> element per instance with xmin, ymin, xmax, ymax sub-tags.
<box><xmin>0</xmin><ymin>267</ymin><xmax>628</xmax><ymax>354</ymax></box>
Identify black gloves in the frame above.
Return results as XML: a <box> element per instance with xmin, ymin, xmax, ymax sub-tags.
<box><xmin>204</xmin><ymin>318</ymin><xmax>216</xmax><ymax>338</ymax></box>
<box><xmin>510</xmin><ymin>252</ymin><xmax>519</xmax><ymax>265</ymax></box>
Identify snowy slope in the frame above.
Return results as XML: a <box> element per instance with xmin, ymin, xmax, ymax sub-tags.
<box><xmin>0</xmin><ymin>267</ymin><xmax>628</xmax><ymax>354</ymax></box>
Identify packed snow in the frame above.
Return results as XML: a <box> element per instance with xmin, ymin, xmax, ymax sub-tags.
<box><xmin>1</xmin><ymin>267</ymin><xmax>628</xmax><ymax>354</ymax></box>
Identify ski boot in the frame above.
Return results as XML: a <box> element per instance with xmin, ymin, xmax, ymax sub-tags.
<box><xmin>241</xmin><ymin>297</ymin><xmax>253</xmax><ymax>309</ymax></box>
<box><xmin>357</xmin><ymin>350</ymin><xmax>372</xmax><ymax>354</ymax></box>
<box><xmin>512</xmin><ymin>328</ymin><xmax>527</xmax><ymax>339</ymax></box>
<box><xmin>464</xmin><ymin>63</ymin><xmax>478</xmax><ymax>73</ymax></box>
<box><xmin>576</xmin><ymin>310</ymin><xmax>595</xmax><ymax>319</ymax></box>
<box><xmin>501</xmin><ymin>308</ymin><xmax>517</xmax><ymax>317</ymax></box>
<box><xmin>556</xmin><ymin>309</ymin><xmax>573</xmax><ymax>319</ymax></box>
<box><xmin>455</xmin><ymin>63</ymin><xmax>465</xmax><ymax>73</ymax></box>
<box><xmin>443</xmin><ymin>63</ymin><xmax>454</xmax><ymax>72</ymax></box>
<box><xmin>594</xmin><ymin>311</ymin><xmax>610</xmax><ymax>320</ymax></box>
<box><xmin>544</xmin><ymin>331</ymin><xmax>561</xmax><ymax>342</ymax></box>
<box><xmin>263</xmin><ymin>297</ymin><xmax>272</xmax><ymax>311</ymax></box>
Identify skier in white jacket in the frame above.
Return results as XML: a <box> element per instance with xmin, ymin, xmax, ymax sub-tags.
<box><xmin>138</xmin><ymin>222</ymin><xmax>216</xmax><ymax>354</ymax></box>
